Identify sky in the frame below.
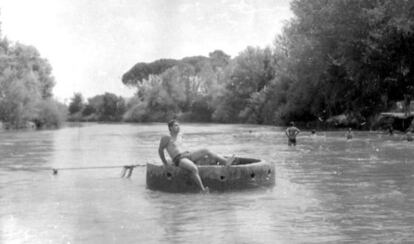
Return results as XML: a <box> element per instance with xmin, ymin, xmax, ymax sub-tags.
<box><xmin>0</xmin><ymin>0</ymin><xmax>293</xmax><ymax>102</ymax></box>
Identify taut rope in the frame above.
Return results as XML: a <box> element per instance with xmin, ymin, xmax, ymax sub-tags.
<box><xmin>37</xmin><ymin>164</ymin><xmax>146</xmax><ymax>178</ymax></box>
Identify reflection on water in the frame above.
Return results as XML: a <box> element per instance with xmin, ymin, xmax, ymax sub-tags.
<box><xmin>1</xmin><ymin>123</ymin><xmax>414</xmax><ymax>243</ymax></box>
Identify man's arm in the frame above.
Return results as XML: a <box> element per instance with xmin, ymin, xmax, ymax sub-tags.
<box><xmin>295</xmin><ymin>127</ymin><xmax>301</xmax><ymax>136</ymax></box>
<box><xmin>158</xmin><ymin>136</ymin><xmax>170</xmax><ymax>166</ymax></box>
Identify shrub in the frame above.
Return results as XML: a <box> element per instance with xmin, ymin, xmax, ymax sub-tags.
<box><xmin>33</xmin><ymin>99</ymin><xmax>67</xmax><ymax>128</ymax></box>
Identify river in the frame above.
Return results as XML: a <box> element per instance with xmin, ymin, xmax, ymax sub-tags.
<box><xmin>1</xmin><ymin>123</ymin><xmax>413</xmax><ymax>243</ymax></box>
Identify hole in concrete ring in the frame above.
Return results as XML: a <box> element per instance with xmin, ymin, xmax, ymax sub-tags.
<box><xmin>250</xmin><ymin>173</ymin><xmax>255</xmax><ymax>178</ymax></box>
<box><xmin>220</xmin><ymin>175</ymin><xmax>226</xmax><ymax>181</ymax></box>
<box><xmin>267</xmin><ymin>169</ymin><xmax>272</xmax><ymax>175</ymax></box>
<box><xmin>166</xmin><ymin>172</ymin><xmax>172</xmax><ymax>180</ymax></box>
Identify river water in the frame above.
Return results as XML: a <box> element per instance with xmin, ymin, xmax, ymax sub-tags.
<box><xmin>1</xmin><ymin>123</ymin><xmax>413</xmax><ymax>243</ymax></box>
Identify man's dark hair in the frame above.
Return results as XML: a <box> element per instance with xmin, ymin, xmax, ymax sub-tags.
<box><xmin>168</xmin><ymin>119</ymin><xmax>178</xmax><ymax>130</ymax></box>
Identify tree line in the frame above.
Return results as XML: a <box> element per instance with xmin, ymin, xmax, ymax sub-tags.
<box><xmin>3</xmin><ymin>0</ymin><xmax>414</xmax><ymax>129</ymax></box>
<box><xmin>67</xmin><ymin>92</ymin><xmax>126</xmax><ymax>122</ymax></box>
<box><xmin>118</xmin><ymin>0</ymin><xmax>414</xmax><ymax>128</ymax></box>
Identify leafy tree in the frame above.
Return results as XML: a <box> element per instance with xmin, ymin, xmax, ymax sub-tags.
<box><xmin>123</xmin><ymin>96</ymin><xmax>148</xmax><ymax>122</ymax></box>
<box><xmin>214</xmin><ymin>46</ymin><xmax>274</xmax><ymax>123</ymax></box>
<box><xmin>82</xmin><ymin>104</ymin><xmax>96</xmax><ymax>117</ymax></box>
<box><xmin>68</xmin><ymin>93</ymin><xmax>84</xmax><ymax>115</ymax></box>
<box><xmin>122</xmin><ymin>51</ymin><xmax>231</xmax><ymax>122</ymax></box>
<box><xmin>209</xmin><ymin>50</ymin><xmax>231</xmax><ymax>71</ymax></box>
<box><xmin>122</xmin><ymin>59</ymin><xmax>178</xmax><ymax>87</ymax></box>
<box><xmin>81</xmin><ymin>93</ymin><xmax>126</xmax><ymax>121</ymax></box>
<box><xmin>100</xmin><ymin>92</ymin><xmax>126</xmax><ymax>121</ymax></box>
<box><xmin>143</xmin><ymin>75</ymin><xmax>178</xmax><ymax>121</ymax></box>
<box><xmin>269</xmin><ymin>0</ymin><xmax>414</xmax><ymax>125</ymax></box>
<box><xmin>161</xmin><ymin>63</ymin><xmax>201</xmax><ymax>112</ymax></box>
<box><xmin>0</xmin><ymin>30</ymin><xmax>60</xmax><ymax>129</ymax></box>
<box><xmin>32</xmin><ymin>99</ymin><xmax>67</xmax><ymax>128</ymax></box>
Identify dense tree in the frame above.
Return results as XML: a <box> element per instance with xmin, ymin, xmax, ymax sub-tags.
<box><xmin>0</xmin><ymin>27</ymin><xmax>63</xmax><ymax>129</ymax></box>
<box><xmin>72</xmin><ymin>93</ymin><xmax>126</xmax><ymax>122</ymax></box>
<box><xmin>122</xmin><ymin>59</ymin><xmax>178</xmax><ymax>87</ymax></box>
<box><xmin>268</xmin><ymin>0</ymin><xmax>414</xmax><ymax>125</ymax></box>
<box><xmin>100</xmin><ymin>93</ymin><xmax>126</xmax><ymax>121</ymax></box>
<box><xmin>214</xmin><ymin>46</ymin><xmax>274</xmax><ymax>123</ymax></box>
<box><xmin>122</xmin><ymin>51</ymin><xmax>230</xmax><ymax>122</ymax></box>
<box><xmin>32</xmin><ymin>99</ymin><xmax>67</xmax><ymax>128</ymax></box>
<box><xmin>68</xmin><ymin>93</ymin><xmax>84</xmax><ymax>115</ymax></box>
<box><xmin>209</xmin><ymin>50</ymin><xmax>231</xmax><ymax>71</ymax></box>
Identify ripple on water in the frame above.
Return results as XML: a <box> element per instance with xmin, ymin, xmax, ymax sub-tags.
<box><xmin>1</xmin><ymin>124</ymin><xmax>414</xmax><ymax>243</ymax></box>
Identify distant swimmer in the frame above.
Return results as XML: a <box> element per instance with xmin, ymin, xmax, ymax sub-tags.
<box><xmin>285</xmin><ymin>121</ymin><xmax>300</xmax><ymax>146</ymax></box>
<box><xmin>346</xmin><ymin>128</ymin><xmax>353</xmax><ymax>140</ymax></box>
<box><xmin>388</xmin><ymin>126</ymin><xmax>394</xmax><ymax>136</ymax></box>
<box><xmin>406</xmin><ymin>131</ymin><xmax>413</xmax><ymax>142</ymax></box>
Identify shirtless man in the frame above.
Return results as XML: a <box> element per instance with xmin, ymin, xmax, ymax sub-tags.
<box><xmin>406</xmin><ymin>130</ymin><xmax>413</xmax><ymax>142</ymax></box>
<box><xmin>158</xmin><ymin>119</ymin><xmax>234</xmax><ymax>192</ymax></box>
<box><xmin>346</xmin><ymin>128</ymin><xmax>353</xmax><ymax>140</ymax></box>
<box><xmin>285</xmin><ymin>121</ymin><xmax>300</xmax><ymax>146</ymax></box>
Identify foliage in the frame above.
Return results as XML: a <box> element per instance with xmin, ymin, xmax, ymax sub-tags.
<box><xmin>0</xmin><ymin>30</ymin><xmax>63</xmax><ymax>129</ymax></box>
<box><xmin>119</xmin><ymin>1</ymin><xmax>414</xmax><ymax>127</ymax></box>
<box><xmin>121</xmin><ymin>51</ymin><xmax>229</xmax><ymax>122</ymax></box>
<box><xmin>123</xmin><ymin>97</ymin><xmax>148</xmax><ymax>122</ymax></box>
<box><xmin>122</xmin><ymin>59</ymin><xmax>178</xmax><ymax>87</ymax></box>
<box><xmin>32</xmin><ymin>99</ymin><xmax>67</xmax><ymax>128</ymax></box>
<box><xmin>69</xmin><ymin>93</ymin><xmax>126</xmax><ymax>122</ymax></box>
<box><xmin>99</xmin><ymin>92</ymin><xmax>126</xmax><ymax>121</ymax></box>
<box><xmin>68</xmin><ymin>93</ymin><xmax>84</xmax><ymax>115</ymax></box>
<box><xmin>266</xmin><ymin>0</ymin><xmax>414</xmax><ymax>126</ymax></box>
<box><xmin>213</xmin><ymin>46</ymin><xmax>274</xmax><ymax>123</ymax></box>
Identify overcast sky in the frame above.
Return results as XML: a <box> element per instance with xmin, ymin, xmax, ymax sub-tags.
<box><xmin>1</xmin><ymin>0</ymin><xmax>293</xmax><ymax>102</ymax></box>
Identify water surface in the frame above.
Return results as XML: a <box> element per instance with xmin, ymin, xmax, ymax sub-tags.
<box><xmin>1</xmin><ymin>123</ymin><xmax>413</xmax><ymax>243</ymax></box>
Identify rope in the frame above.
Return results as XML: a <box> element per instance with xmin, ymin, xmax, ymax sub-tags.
<box><xmin>51</xmin><ymin>164</ymin><xmax>146</xmax><ymax>171</ymax></box>
<box><xmin>6</xmin><ymin>163</ymin><xmax>150</xmax><ymax>179</ymax></box>
<box><xmin>27</xmin><ymin>164</ymin><xmax>147</xmax><ymax>178</ymax></box>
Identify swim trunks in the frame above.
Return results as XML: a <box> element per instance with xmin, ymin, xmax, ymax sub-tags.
<box><xmin>288</xmin><ymin>138</ymin><xmax>296</xmax><ymax>146</ymax></box>
<box><xmin>172</xmin><ymin>151</ymin><xmax>191</xmax><ymax>166</ymax></box>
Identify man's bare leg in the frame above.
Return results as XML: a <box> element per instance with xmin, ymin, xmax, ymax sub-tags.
<box><xmin>178</xmin><ymin>158</ymin><xmax>208</xmax><ymax>192</ymax></box>
<box><xmin>190</xmin><ymin>149</ymin><xmax>235</xmax><ymax>166</ymax></box>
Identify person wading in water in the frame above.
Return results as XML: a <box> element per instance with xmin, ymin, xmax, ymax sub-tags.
<box><xmin>285</xmin><ymin>121</ymin><xmax>301</xmax><ymax>146</ymax></box>
<box><xmin>158</xmin><ymin>119</ymin><xmax>234</xmax><ymax>193</ymax></box>
<box><xmin>346</xmin><ymin>128</ymin><xmax>353</xmax><ymax>140</ymax></box>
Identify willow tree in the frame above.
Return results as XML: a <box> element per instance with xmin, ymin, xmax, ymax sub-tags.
<box><xmin>0</xmin><ymin>37</ymin><xmax>59</xmax><ymax>128</ymax></box>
